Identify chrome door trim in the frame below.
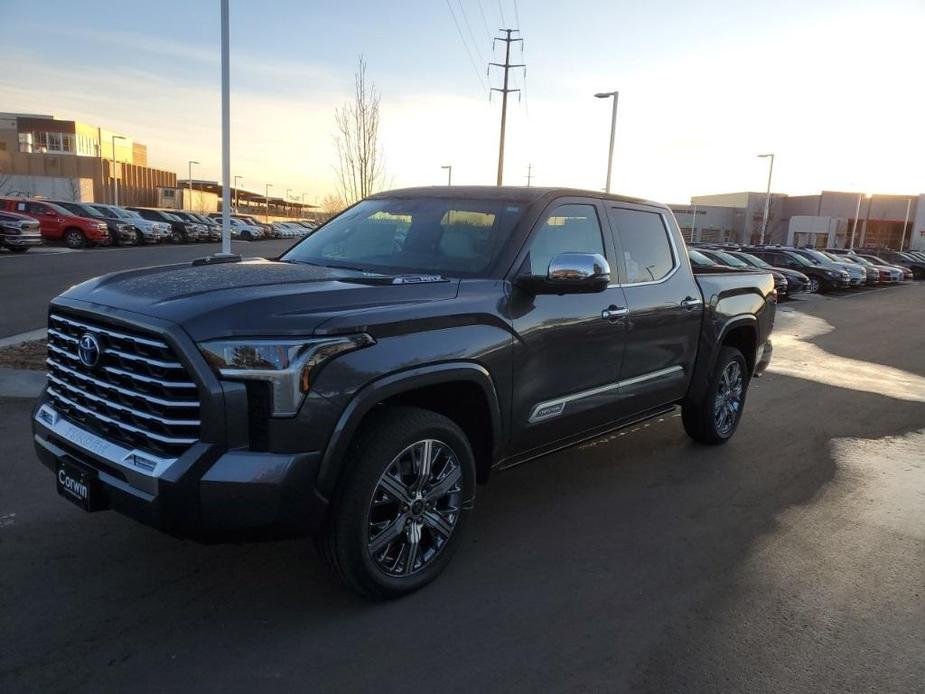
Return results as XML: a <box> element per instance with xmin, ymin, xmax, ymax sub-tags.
<box><xmin>527</xmin><ymin>365</ymin><xmax>684</xmax><ymax>423</ymax></box>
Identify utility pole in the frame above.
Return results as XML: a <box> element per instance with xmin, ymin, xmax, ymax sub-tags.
<box><xmin>525</xmin><ymin>163</ymin><xmax>533</xmax><ymax>186</ymax></box>
<box><xmin>849</xmin><ymin>192</ymin><xmax>863</xmax><ymax>249</ymax></box>
<box><xmin>900</xmin><ymin>197</ymin><xmax>912</xmax><ymax>250</ymax></box>
<box><xmin>188</xmin><ymin>160</ymin><xmax>199</xmax><ymax>210</ymax></box>
<box><xmin>111</xmin><ymin>135</ymin><xmax>126</xmax><ymax>205</ymax></box>
<box><xmin>265</xmin><ymin>183</ymin><xmax>272</xmax><ymax>223</ymax></box>
<box><xmin>489</xmin><ymin>29</ymin><xmax>524</xmax><ymax>186</ymax></box>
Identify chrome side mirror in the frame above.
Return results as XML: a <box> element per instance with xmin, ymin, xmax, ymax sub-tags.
<box><xmin>518</xmin><ymin>253</ymin><xmax>611</xmax><ymax>294</ymax></box>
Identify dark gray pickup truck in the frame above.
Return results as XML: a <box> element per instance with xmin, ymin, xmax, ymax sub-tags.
<box><xmin>33</xmin><ymin>186</ymin><xmax>775</xmax><ymax>598</ymax></box>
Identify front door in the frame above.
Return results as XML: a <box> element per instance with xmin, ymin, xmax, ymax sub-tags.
<box><xmin>508</xmin><ymin>200</ymin><xmax>630</xmax><ymax>453</ymax></box>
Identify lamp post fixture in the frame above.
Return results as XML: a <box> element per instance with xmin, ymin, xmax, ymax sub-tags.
<box><xmin>218</xmin><ymin>0</ymin><xmax>232</xmax><ymax>255</ymax></box>
<box><xmin>265</xmin><ymin>183</ymin><xmax>272</xmax><ymax>223</ymax></box>
<box><xmin>757</xmin><ymin>153</ymin><xmax>775</xmax><ymax>245</ymax></box>
<box><xmin>188</xmin><ymin>160</ymin><xmax>199</xmax><ymax>210</ymax></box>
<box><xmin>441</xmin><ymin>165</ymin><xmax>453</xmax><ymax>186</ymax></box>
<box><xmin>594</xmin><ymin>91</ymin><xmax>619</xmax><ymax>193</ymax></box>
<box><xmin>111</xmin><ymin>135</ymin><xmax>127</xmax><ymax>205</ymax></box>
<box><xmin>233</xmin><ymin>175</ymin><xmax>243</xmax><ymax>213</ymax></box>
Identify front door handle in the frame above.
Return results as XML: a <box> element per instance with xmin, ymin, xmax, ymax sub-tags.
<box><xmin>602</xmin><ymin>305</ymin><xmax>629</xmax><ymax>321</ymax></box>
<box><xmin>680</xmin><ymin>296</ymin><xmax>703</xmax><ymax>310</ymax></box>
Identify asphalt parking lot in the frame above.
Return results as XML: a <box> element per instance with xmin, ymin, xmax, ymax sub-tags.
<box><xmin>0</xmin><ymin>247</ymin><xmax>923</xmax><ymax>693</ymax></box>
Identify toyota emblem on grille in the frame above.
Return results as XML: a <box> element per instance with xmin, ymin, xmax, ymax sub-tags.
<box><xmin>77</xmin><ymin>333</ymin><xmax>101</xmax><ymax>368</ymax></box>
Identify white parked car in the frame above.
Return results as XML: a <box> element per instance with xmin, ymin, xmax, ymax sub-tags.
<box><xmin>90</xmin><ymin>204</ymin><xmax>172</xmax><ymax>244</ymax></box>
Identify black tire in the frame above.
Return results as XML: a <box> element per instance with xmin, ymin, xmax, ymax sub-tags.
<box><xmin>913</xmin><ymin>268</ymin><xmax>925</xmax><ymax>281</ymax></box>
<box><xmin>318</xmin><ymin>406</ymin><xmax>476</xmax><ymax>599</ymax></box>
<box><xmin>8</xmin><ymin>246</ymin><xmax>29</xmax><ymax>253</ymax></box>
<box><xmin>808</xmin><ymin>277</ymin><xmax>820</xmax><ymax>293</ymax></box>
<box><xmin>108</xmin><ymin>228</ymin><xmax>120</xmax><ymax>246</ymax></box>
<box><xmin>682</xmin><ymin>346</ymin><xmax>750</xmax><ymax>445</ymax></box>
<box><xmin>242</xmin><ymin>230</ymin><xmax>253</xmax><ymax>242</ymax></box>
<box><xmin>172</xmin><ymin>227</ymin><xmax>188</xmax><ymax>244</ymax></box>
<box><xmin>63</xmin><ymin>228</ymin><xmax>86</xmax><ymax>249</ymax></box>
<box><xmin>134</xmin><ymin>229</ymin><xmax>145</xmax><ymax>245</ymax></box>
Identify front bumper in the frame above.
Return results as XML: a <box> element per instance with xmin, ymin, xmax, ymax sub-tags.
<box><xmin>1</xmin><ymin>233</ymin><xmax>43</xmax><ymax>248</ymax></box>
<box><xmin>33</xmin><ymin>399</ymin><xmax>327</xmax><ymax>538</ymax></box>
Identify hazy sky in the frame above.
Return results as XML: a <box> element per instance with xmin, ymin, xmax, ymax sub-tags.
<box><xmin>2</xmin><ymin>0</ymin><xmax>922</xmax><ymax>204</ymax></box>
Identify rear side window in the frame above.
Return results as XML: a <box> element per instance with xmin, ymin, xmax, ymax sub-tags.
<box><xmin>608</xmin><ymin>208</ymin><xmax>675</xmax><ymax>284</ymax></box>
<box><xmin>526</xmin><ymin>204</ymin><xmax>605</xmax><ymax>275</ymax></box>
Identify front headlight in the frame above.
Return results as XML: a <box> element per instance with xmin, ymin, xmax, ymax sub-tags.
<box><xmin>198</xmin><ymin>335</ymin><xmax>375</xmax><ymax>416</ymax></box>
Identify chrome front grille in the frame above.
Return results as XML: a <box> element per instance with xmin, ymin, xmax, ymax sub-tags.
<box><xmin>45</xmin><ymin>313</ymin><xmax>201</xmax><ymax>457</ymax></box>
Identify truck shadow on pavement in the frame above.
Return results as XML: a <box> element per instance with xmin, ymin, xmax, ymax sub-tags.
<box><xmin>2</xmin><ymin>371</ymin><xmax>925</xmax><ymax>692</ymax></box>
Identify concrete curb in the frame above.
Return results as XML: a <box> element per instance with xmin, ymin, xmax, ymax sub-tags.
<box><xmin>0</xmin><ymin>367</ymin><xmax>45</xmax><ymax>398</ymax></box>
<box><xmin>0</xmin><ymin>328</ymin><xmax>47</xmax><ymax>348</ymax></box>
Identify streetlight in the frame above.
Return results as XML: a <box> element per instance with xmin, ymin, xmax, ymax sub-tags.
<box><xmin>757</xmin><ymin>153</ymin><xmax>775</xmax><ymax>245</ymax></box>
<box><xmin>233</xmin><ymin>175</ymin><xmax>243</xmax><ymax>213</ymax></box>
<box><xmin>594</xmin><ymin>91</ymin><xmax>619</xmax><ymax>193</ymax></box>
<box><xmin>111</xmin><ymin>134</ymin><xmax>127</xmax><ymax>205</ymax></box>
<box><xmin>188</xmin><ymin>160</ymin><xmax>199</xmax><ymax>210</ymax></box>
<box><xmin>441</xmin><ymin>165</ymin><xmax>453</xmax><ymax>186</ymax></box>
<box><xmin>265</xmin><ymin>183</ymin><xmax>272</xmax><ymax>223</ymax></box>
<box><xmin>218</xmin><ymin>0</ymin><xmax>232</xmax><ymax>256</ymax></box>
<box><xmin>900</xmin><ymin>197</ymin><xmax>913</xmax><ymax>251</ymax></box>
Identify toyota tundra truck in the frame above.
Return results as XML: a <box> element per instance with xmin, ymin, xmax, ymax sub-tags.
<box><xmin>32</xmin><ymin>187</ymin><xmax>775</xmax><ymax>598</ymax></box>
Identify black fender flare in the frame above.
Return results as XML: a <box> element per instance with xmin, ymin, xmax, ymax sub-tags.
<box><xmin>685</xmin><ymin>316</ymin><xmax>758</xmax><ymax>407</ymax></box>
<box><xmin>315</xmin><ymin>362</ymin><xmax>502</xmax><ymax>499</ymax></box>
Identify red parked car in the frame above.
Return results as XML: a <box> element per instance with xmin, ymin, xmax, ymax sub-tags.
<box><xmin>0</xmin><ymin>198</ymin><xmax>110</xmax><ymax>249</ymax></box>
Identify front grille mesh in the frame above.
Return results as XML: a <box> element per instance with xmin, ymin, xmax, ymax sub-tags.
<box><xmin>45</xmin><ymin>313</ymin><xmax>201</xmax><ymax>457</ymax></box>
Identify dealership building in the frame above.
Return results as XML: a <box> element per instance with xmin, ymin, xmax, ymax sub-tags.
<box><xmin>670</xmin><ymin>190</ymin><xmax>925</xmax><ymax>251</ymax></box>
<box><xmin>0</xmin><ymin>112</ymin><xmax>176</xmax><ymax>206</ymax></box>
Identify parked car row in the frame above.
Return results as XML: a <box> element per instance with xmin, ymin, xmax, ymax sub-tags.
<box><xmin>0</xmin><ymin>196</ymin><xmax>319</xmax><ymax>251</ymax></box>
<box><xmin>688</xmin><ymin>242</ymin><xmax>920</xmax><ymax>296</ymax></box>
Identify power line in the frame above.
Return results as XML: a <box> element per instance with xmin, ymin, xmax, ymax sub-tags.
<box><xmin>489</xmin><ymin>28</ymin><xmax>524</xmax><ymax>185</ymax></box>
<box><xmin>513</xmin><ymin>0</ymin><xmax>521</xmax><ymax>29</ymax></box>
<box><xmin>497</xmin><ymin>0</ymin><xmax>506</xmax><ymax>27</ymax></box>
<box><xmin>476</xmin><ymin>0</ymin><xmax>493</xmax><ymax>42</ymax></box>
<box><xmin>445</xmin><ymin>0</ymin><xmax>487</xmax><ymax>93</ymax></box>
<box><xmin>456</xmin><ymin>0</ymin><xmax>485</xmax><ymax>65</ymax></box>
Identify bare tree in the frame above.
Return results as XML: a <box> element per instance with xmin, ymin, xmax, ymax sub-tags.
<box><xmin>333</xmin><ymin>57</ymin><xmax>385</xmax><ymax>204</ymax></box>
<box><xmin>319</xmin><ymin>193</ymin><xmax>347</xmax><ymax>221</ymax></box>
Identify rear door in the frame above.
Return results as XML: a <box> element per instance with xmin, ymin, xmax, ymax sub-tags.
<box><xmin>509</xmin><ymin>198</ymin><xmax>630</xmax><ymax>452</ymax></box>
<box><xmin>20</xmin><ymin>202</ymin><xmax>61</xmax><ymax>239</ymax></box>
<box><xmin>605</xmin><ymin>204</ymin><xmax>701</xmax><ymax>413</ymax></box>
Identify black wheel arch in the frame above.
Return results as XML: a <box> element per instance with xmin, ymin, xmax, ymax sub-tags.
<box><xmin>684</xmin><ymin>316</ymin><xmax>758</xmax><ymax>408</ymax></box>
<box><xmin>315</xmin><ymin>362</ymin><xmax>502</xmax><ymax>501</ymax></box>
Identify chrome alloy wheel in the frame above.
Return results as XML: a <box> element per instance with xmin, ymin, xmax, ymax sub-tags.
<box><xmin>714</xmin><ymin>361</ymin><xmax>744</xmax><ymax>436</ymax></box>
<box><xmin>367</xmin><ymin>439</ymin><xmax>463</xmax><ymax>577</ymax></box>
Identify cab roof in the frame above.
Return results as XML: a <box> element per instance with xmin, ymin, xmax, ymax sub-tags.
<box><xmin>370</xmin><ymin>185</ymin><xmax>666</xmax><ymax>209</ymax></box>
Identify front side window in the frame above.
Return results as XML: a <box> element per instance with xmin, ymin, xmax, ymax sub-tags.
<box><xmin>608</xmin><ymin>208</ymin><xmax>675</xmax><ymax>283</ymax></box>
<box><xmin>283</xmin><ymin>197</ymin><xmax>524</xmax><ymax>277</ymax></box>
<box><xmin>524</xmin><ymin>203</ymin><xmax>605</xmax><ymax>276</ymax></box>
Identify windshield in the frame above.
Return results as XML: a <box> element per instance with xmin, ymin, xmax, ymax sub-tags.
<box><xmin>62</xmin><ymin>202</ymin><xmax>103</xmax><ymax>218</ymax></box>
<box><xmin>784</xmin><ymin>252</ymin><xmax>815</xmax><ymax>267</ymax></box>
<box><xmin>282</xmin><ymin>197</ymin><xmax>525</xmax><ymax>277</ymax></box>
<box><xmin>801</xmin><ymin>249</ymin><xmax>836</xmax><ymax>265</ymax></box>
<box><xmin>710</xmin><ymin>250</ymin><xmax>748</xmax><ymax>268</ymax></box>
<box><xmin>736</xmin><ymin>252</ymin><xmax>772</xmax><ymax>269</ymax></box>
<box><xmin>163</xmin><ymin>212</ymin><xmax>182</xmax><ymax>222</ymax></box>
<box><xmin>688</xmin><ymin>249</ymin><xmax>716</xmax><ymax>266</ymax></box>
<box><xmin>849</xmin><ymin>255</ymin><xmax>872</xmax><ymax>266</ymax></box>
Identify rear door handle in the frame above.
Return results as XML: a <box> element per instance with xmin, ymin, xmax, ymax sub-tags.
<box><xmin>680</xmin><ymin>297</ymin><xmax>703</xmax><ymax>310</ymax></box>
<box><xmin>602</xmin><ymin>305</ymin><xmax>629</xmax><ymax>321</ymax></box>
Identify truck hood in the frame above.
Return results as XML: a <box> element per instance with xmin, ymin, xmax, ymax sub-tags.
<box><xmin>58</xmin><ymin>259</ymin><xmax>460</xmax><ymax>341</ymax></box>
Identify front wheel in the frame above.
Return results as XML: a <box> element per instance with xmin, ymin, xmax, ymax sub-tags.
<box><xmin>63</xmin><ymin>228</ymin><xmax>86</xmax><ymax>249</ymax></box>
<box><xmin>318</xmin><ymin>406</ymin><xmax>475</xmax><ymax>599</ymax></box>
<box><xmin>808</xmin><ymin>277</ymin><xmax>820</xmax><ymax>293</ymax></box>
<box><xmin>682</xmin><ymin>346</ymin><xmax>749</xmax><ymax>445</ymax></box>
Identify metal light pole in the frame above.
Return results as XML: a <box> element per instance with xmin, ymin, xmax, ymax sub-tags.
<box><xmin>187</xmin><ymin>160</ymin><xmax>199</xmax><ymax>210</ymax></box>
<box><xmin>111</xmin><ymin>134</ymin><xmax>127</xmax><ymax>205</ymax></box>
<box><xmin>849</xmin><ymin>192</ymin><xmax>863</xmax><ymax>250</ymax></box>
<box><xmin>265</xmin><ymin>183</ymin><xmax>272</xmax><ymax>223</ymax></box>
<box><xmin>219</xmin><ymin>0</ymin><xmax>232</xmax><ymax>255</ymax></box>
<box><xmin>233</xmin><ymin>175</ymin><xmax>243</xmax><ymax>213</ymax></box>
<box><xmin>690</xmin><ymin>204</ymin><xmax>698</xmax><ymax>242</ymax></box>
<box><xmin>900</xmin><ymin>197</ymin><xmax>913</xmax><ymax>250</ymax></box>
<box><xmin>441</xmin><ymin>165</ymin><xmax>452</xmax><ymax>186</ymax></box>
<box><xmin>594</xmin><ymin>91</ymin><xmax>619</xmax><ymax>193</ymax></box>
<box><xmin>757</xmin><ymin>153</ymin><xmax>775</xmax><ymax>244</ymax></box>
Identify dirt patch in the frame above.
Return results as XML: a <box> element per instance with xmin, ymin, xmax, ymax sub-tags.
<box><xmin>0</xmin><ymin>339</ymin><xmax>47</xmax><ymax>370</ymax></box>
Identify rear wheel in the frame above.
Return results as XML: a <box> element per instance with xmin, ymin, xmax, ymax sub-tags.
<box><xmin>63</xmin><ymin>228</ymin><xmax>86</xmax><ymax>249</ymax></box>
<box><xmin>8</xmin><ymin>246</ymin><xmax>29</xmax><ymax>253</ymax></box>
<box><xmin>318</xmin><ymin>406</ymin><xmax>475</xmax><ymax>599</ymax></box>
<box><xmin>683</xmin><ymin>347</ymin><xmax>749</xmax><ymax>445</ymax></box>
